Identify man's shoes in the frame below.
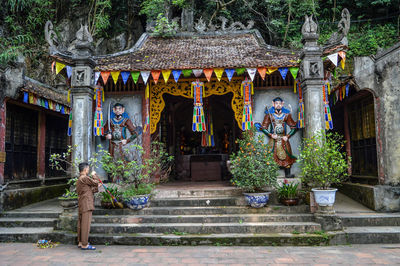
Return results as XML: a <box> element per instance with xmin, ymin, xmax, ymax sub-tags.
<box><xmin>81</xmin><ymin>244</ymin><xmax>96</xmax><ymax>250</ymax></box>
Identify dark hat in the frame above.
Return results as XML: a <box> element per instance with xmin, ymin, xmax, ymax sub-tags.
<box><xmin>272</xmin><ymin>97</ymin><xmax>283</xmax><ymax>102</ymax></box>
<box><xmin>113</xmin><ymin>102</ymin><xmax>124</xmax><ymax>108</ymax></box>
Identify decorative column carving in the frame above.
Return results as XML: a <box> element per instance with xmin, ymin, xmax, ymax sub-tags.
<box><xmin>299</xmin><ymin>15</ymin><xmax>325</xmax><ymax>138</ymax></box>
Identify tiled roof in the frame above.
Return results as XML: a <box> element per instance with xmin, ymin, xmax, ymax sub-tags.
<box><xmin>95</xmin><ymin>32</ymin><xmax>300</xmax><ymax>71</ymax></box>
<box><xmin>21</xmin><ymin>77</ymin><xmax>70</xmax><ymax>107</ymax></box>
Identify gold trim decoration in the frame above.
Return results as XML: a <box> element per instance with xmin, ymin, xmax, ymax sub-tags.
<box><xmin>150</xmin><ymin>79</ymin><xmax>243</xmax><ymax>134</ymax></box>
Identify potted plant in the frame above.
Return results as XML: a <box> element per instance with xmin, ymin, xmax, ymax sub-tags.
<box><xmin>100</xmin><ymin>185</ymin><xmax>123</xmax><ymax>209</ymax></box>
<box><xmin>276</xmin><ymin>179</ymin><xmax>300</xmax><ymax>206</ymax></box>
<box><xmin>299</xmin><ymin>131</ymin><xmax>349</xmax><ymax>207</ymax></box>
<box><xmin>122</xmin><ymin>183</ymin><xmax>155</xmax><ymax>210</ymax></box>
<box><xmin>230</xmin><ymin>127</ymin><xmax>279</xmax><ymax>208</ymax></box>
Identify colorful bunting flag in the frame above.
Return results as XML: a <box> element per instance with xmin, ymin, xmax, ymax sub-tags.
<box><xmin>191</xmin><ymin>80</ymin><xmax>206</xmax><ymax>132</ymax></box>
<box><xmin>131</xmin><ymin>71</ymin><xmax>140</xmax><ymax>84</ymax></box>
<box><xmin>203</xmin><ymin>69</ymin><xmax>213</xmax><ymax>82</ymax></box>
<box><xmin>241</xmin><ymin>77</ymin><xmax>254</xmax><ymax>131</ymax></box>
<box><xmin>225</xmin><ymin>69</ymin><xmax>235</xmax><ymax>81</ymax></box>
<box><xmin>66</xmin><ymin>66</ymin><xmax>72</xmax><ymax>78</ymax></box>
<box><xmin>172</xmin><ymin>70</ymin><xmax>182</xmax><ymax>82</ymax></box>
<box><xmin>101</xmin><ymin>72</ymin><xmax>111</xmax><ymax>84</ymax></box>
<box><xmin>278</xmin><ymin>67</ymin><xmax>289</xmax><ymax>80</ymax></box>
<box><xmin>141</xmin><ymin>71</ymin><xmax>150</xmax><ymax>84</ymax></box>
<box><xmin>214</xmin><ymin>68</ymin><xmax>224</xmax><ymax>81</ymax></box>
<box><xmin>120</xmin><ymin>71</ymin><xmax>130</xmax><ymax>84</ymax></box>
<box><xmin>151</xmin><ymin>70</ymin><xmax>161</xmax><ymax>84</ymax></box>
<box><xmin>235</xmin><ymin>68</ymin><xmax>246</xmax><ymax>76</ymax></box>
<box><xmin>94</xmin><ymin>71</ymin><xmax>100</xmax><ymax>85</ymax></box>
<box><xmin>327</xmin><ymin>53</ymin><xmax>338</xmax><ymax>66</ymax></box>
<box><xmin>193</xmin><ymin>69</ymin><xmax>203</xmax><ymax>78</ymax></box>
<box><xmin>162</xmin><ymin>69</ymin><xmax>171</xmax><ymax>83</ymax></box>
<box><xmin>23</xmin><ymin>92</ymin><xmax>28</xmax><ymax>103</ymax></box>
<box><xmin>111</xmin><ymin>71</ymin><xmax>120</xmax><ymax>85</ymax></box>
<box><xmin>266</xmin><ymin>67</ymin><xmax>278</xmax><ymax>75</ymax></box>
<box><xmin>246</xmin><ymin>68</ymin><xmax>257</xmax><ymax>81</ymax></box>
<box><xmin>55</xmin><ymin>62</ymin><xmax>66</xmax><ymax>75</ymax></box>
<box><xmin>257</xmin><ymin>67</ymin><xmax>267</xmax><ymax>80</ymax></box>
<box><xmin>289</xmin><ymin>67</ymin><xmax>299</xmax><ymax>79</ymax></box>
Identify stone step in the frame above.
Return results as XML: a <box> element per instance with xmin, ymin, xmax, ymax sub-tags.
<box><xmin>0</xmin><ymin>227</ymin><xmax>55</xmax><ymax>243</ymax></box>
<box><xmin>153</xmin><ymin>187</ymin><xmax>243</xmax><ymax>199</ymax></box>
<box><xmin>344</xmin><ymin>226</ymin><xmax>400</xmax><ymax>244</ymax></box>
<box><xmin>1</xmin><ymin>211</ymin><xmax>61</xmax><ymax>219</ymax></box>
<box><xmin>93</xmin><ymin>205</ymin><xmax>309</xmax><ymax>216</ymax></box>
<box><xmin>91</xmin><ymin>214</ymin><xmax>314</xmax><ymax>224</ymax></box>
<box><xmin>90</xmin><ymin>222</ymin><xmax>321</xmax><ymax>234</ymax></box>
<box><xmin>339</xmin><ymin>214</ymin><xmax>400</xmax><ymax>227</ymax></box>
<box><xmin>0</xmin><ymin>217</ymin><xmax>57</xmax><ymax>228</ymax></box>
<box><xmin>150</xmin><ymin>197</ymin><xmax>239</xmax><ymax>207</ymax></box>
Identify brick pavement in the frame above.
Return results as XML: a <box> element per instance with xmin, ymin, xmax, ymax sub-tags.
<box><xmin>1</xmin><ymin>243</ymin><xmax>400</xmax><ymax>265</ymax></box>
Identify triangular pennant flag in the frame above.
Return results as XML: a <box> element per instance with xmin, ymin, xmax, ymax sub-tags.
<box><xmin>203</xmin><ymin>69</ymin><xmax>213</xmax><ymax>82</ymax></box>
<box><xmin>257</xmin><ymin>67</ymin><xmax>267</xmax><ymax>80</ymax></box>
<box><xmin>141</xmin><ymin>71</ymin><xmax>150</xmax><ymax>84</ymax></box>
<box><xmin>120</xmin><ymin>71</ymin><xmax>130</xmax><ymax>84</ymax></box>
<box><xmin>131</xmin><ymin>71</ymin><xmax>140</xmax><ymax>84</ymax></box>
<box><xmin>278</xmin><ymin>67</ymin><xmax>289</xmax><ymax>80</ymax></box>
<box><xmin>266</xmin><ymin>67</ymin><xmax>278</xmax><ymax>75</ymax></box>
<box><xmin>214</xmin><ymin>68</ymin><xmax>224</xmax><ymax>81</ymax></box>
<box><xmin>327</xmin><ymin>53</ymin><xmax>338</xmax><ymax>66</ymax></box>
<box><xmin>66</xmin><ymin>66</ymin><xmax>72</xmax><ymax>78</ymax></box>
<box><xmin>225</xmin><ymin>69</ymin><xmax>235</xmax><ymax>81</ymax></box>
<box><xmin>236</xmin><ymin>68</ymin><xmax>246</xmax><ymax>76</ymax></box>
<box><xmin>193</xmin><ymin>69</ymin><xmax>203</xmax><ymax>78</ymax></box>
<box><xmin>246</xmin><ymin>68</ymin><xmax>257</xmax><ymax>81</ymax></box>
<box><xmin>151</xmin><ymin>70</ymin><xmax>161</xmax><ymax>84</ymax></box>
<box><xmin>101</xmin><ymin>72</ymin><xmax>111</xmax><ymax>84</ymax></box>
<box><xmin>172</xmin><ymin>70</ymin><xmax>182</xmax><ymax>82</ymax></box>
<box><xmin>111</xmin><ymin>71</ymin><xmax>120</xmax><ymax>85</ymax></box>
<box><xmin>289</xmin><ymin>67</ymin><xmax>299</xmax><ymax>79</ymax></box>
<box><xmin>162</xmin><ymin>69</ymin><xmax>172</xmax><ymax>83</ymax></box>
<box><xmin>182</xmin><ymin>69</ymin><xmax>192</xmax><ymax>77</ymax></box>
<box><xmin>94</xmin><ymin>71</ymin><xmax>100</xmax><ymax>85</ymax></box>
<box><xmin>55</xmin><ymin>62</ymin><xmax>66</xmax><ymax>74</ymax></box>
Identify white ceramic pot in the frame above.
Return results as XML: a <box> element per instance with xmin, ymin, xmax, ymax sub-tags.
<box><xmin>311</xmin><ymin>188</ymin><xmax>338</xmax><ymax>207</ymax></box>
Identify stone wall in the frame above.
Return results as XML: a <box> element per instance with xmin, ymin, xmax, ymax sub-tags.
<box><xmin>253</xmin><ymin>88</ymin><xmax>303</xmax><ymax>177</ymax></box>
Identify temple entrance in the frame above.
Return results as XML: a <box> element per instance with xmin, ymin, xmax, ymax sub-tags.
<box><xmin>158</xmin><ymin>93</ymin><xmax>241</xmax><ymax>181</ymax></box>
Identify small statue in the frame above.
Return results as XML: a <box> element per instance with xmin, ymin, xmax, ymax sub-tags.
<box><xmin>301</xmin><ymin>14</ymin><xmax>318</xmax><ymax>35</ymax></box>
<box><xmin>256</xmin><ymin>97</ymin><xmax>298</xmax><ymax>178</ymax></box>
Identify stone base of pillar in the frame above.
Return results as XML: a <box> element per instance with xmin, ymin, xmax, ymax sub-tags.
<box><xmin>314</xmin><ymin>209</ymin><xmax>343</xmax><ymax>231</ymax></box>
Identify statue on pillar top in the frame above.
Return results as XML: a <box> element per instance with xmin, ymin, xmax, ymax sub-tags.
<box><xmin>255</xmin><ymin>97</ymin><xmax>298</xmax><ymax>178</ymax></box>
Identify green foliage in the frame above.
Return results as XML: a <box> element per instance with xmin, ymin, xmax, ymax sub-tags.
<box><xmin>152</xmin><ymin>13</ymin><xmax>178</xmax><ymax>37</ymax></box>
<box><xmin>299</xmin><ymin>131</ymin><xmax>349</xmax><ymax>190</ymax></box>
<box><xmin>87</xmin><ymin>0</ymin><xmax>112</xmax><ymax>37</ymax></box>
<box><xmin>230</xmin><ymin>127</ymin><xmax>279</xmax><ymax>193</ymax></box>
<box><xmin>276</xmin><ymin>180</ymin><xmax>299</xmax><ymax>200</ymax></box>
<box><xmin>122</xmin><ymin>183</ymin><xmax>155</xmax><ymax>198</ymax></box>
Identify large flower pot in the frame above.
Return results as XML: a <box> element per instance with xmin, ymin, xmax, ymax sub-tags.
<box><xmin>312</xmin><ymin>188</ymin><xmax>338</xmax><ymax>207</ymax></box>
<box><xmin>243</xmin><ymin>192</ymin><xmax>271</xmax><ymax>208</ymax></box>
<box><xmin>124</xmin><ymin>194</ymin><xmax>150</xmax><ymax>210</ymax></box>
<box><xmin>280</xmin><ymin>198</ymin><xmax>299</xmax><ymax>206</ymax></box>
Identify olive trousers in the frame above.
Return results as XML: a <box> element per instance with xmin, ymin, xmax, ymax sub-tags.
<box><xmin>77</xmin><ymin>211</ymin><xmax>93</xmax><ymax>246</ymax></box>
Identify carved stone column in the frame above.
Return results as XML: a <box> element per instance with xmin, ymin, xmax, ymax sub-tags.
<box><xmin>299</xmin><ymin>16</ymin><xmax>325</xmax><ymax>138</ymax></box>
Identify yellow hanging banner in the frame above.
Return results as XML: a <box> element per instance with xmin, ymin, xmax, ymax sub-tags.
<box><xmin>111</xmin><ymin>71</ymin><xmax>120</xmax><ymax>84</ymax></box>
<box><xmin>55</xmin><ymin>62</ymin><xmax>66</xmax><ymax>74</ymax></box>
<box><xmin>162</xmin><ymin>70</ymin><xmax>172</xmax><ymax>83</ymax></box>
<box><xmin>214</xmin><ymin>68</ymin><xmax>224</xmax><ymax>81</ymax></box>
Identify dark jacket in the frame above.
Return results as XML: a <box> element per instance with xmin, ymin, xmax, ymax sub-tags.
<box><xmin>76</xmin><ymin>174</ymin><xmax>100</xmax><ymax>213</ymax></box>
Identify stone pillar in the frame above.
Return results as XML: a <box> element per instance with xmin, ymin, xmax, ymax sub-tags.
<box><xmin>37</xmin><ymin>111</ymin><xmax>46</xmax><ymax>181</ymax></box>
<box><xmin>300</xmin><ymin>16</ymin><xmax>325</xmax><ymax>138</ymax></box>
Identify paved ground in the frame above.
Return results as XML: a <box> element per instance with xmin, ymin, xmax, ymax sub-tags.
<box><xmin>1</xmin><ymin>243</ymin><xmax>400</xmax><ymax>265</ymax></box>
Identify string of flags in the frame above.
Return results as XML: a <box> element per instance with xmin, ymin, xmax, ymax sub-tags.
<box><xmin>22</xmin><ymin>91</ymin><xmax>70</xmax><ymax>115</ymax></box>
<box><xmin>326</xmin><ymin>51</ymin><xmax>346</xmax><ymax>70</ymax></box>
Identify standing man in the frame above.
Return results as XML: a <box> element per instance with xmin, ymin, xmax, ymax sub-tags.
<box><xmin>258</xmin><ymin>97</ymin><xmax>298</xmax><ymax>178</ymax></box>
<box><xmin>76</xmin><ymin>162</ymin><xmax>101</xmax><ymax>250</ymax></box>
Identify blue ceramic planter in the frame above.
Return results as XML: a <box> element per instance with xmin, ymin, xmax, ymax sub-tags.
<box><xmin>243</xmin><ymin>192</ymin><xmax>271</xmax><ymax>208</ymax></box>
<box><xmin>124</xmin><ymin>194</ymin><xmax>150</xmax><ymax>210</ymax></box>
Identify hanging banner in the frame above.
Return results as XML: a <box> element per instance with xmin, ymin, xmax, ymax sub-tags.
<box><xmin>143</xmin><ymin>84</ymin><xmax>150</xmax><ymax>133</ymax></box>
<box><xmin>322</xmin><ymin>85</ymin><xmax>333</xmax><ymax>130</ymax></box>
<box><xmin>202</xmin><ymin>104</ymin><xmax>215</xmax><ymax>147</ymax></box>
<box><xmin>214</xmin><ymin>68</ymin><xmax>224</xmax><ymax>81</ymax></box>
<box><xmin>339</xmin><ymin>51</ymin><xmax>346</xmax><ymax>69</ymax></box>
<box><xmin>297</xmin><ymin>82</ymin><xmax>304</xmax><ymax>129</ymax></box>
<box><xmin>257</xmin><ymin>67</ymin><xmax>267</xmax><ymax>80</ymax></box>
<box><xmin>111</xmin><ymin>71</ymin><xmax>120</xmax><ymax>85</ymax></box>
<box><xmin>141</xmin><ymin>71</ymin><xmax>151</xmax><ymax>84</ymax></box>
<box><xmin>278</xmin><ymin>67</ymin><xmax>289</xmax><ymax>80</ymax></box>
<box><xmin>93</xmin><ymin>86</ymin><xmax>104</xmax><ymax>136</ymax></box>
<box><xmin>225</xmin><ymin>69</ymin><xmax>235</xmax><ymax>81</ymax></box>
<box><xmin>66</xmin><ymin>66</ymin><xmax>72</xmax><ymax>78</ymax></box>
<box><xmin>162</xmin><ymin>69</ymin><xmax>171</xmax><ymax>83</ymax></box>
<box><xmin>101</xmin><ymin>72</ymin><xmax>111</xmax><ymax>84</ymax></box>
<box><xmin>23</xmin><ymin>92</ymin><xmax>28</xmax><ymax>103</ymax></box>
<box><xmin>246</xmin><ymin>68</ymin><xmax>257</xmax><ymax>81</ymax></box>
<box><xmin>203</xmin><ymin>69</ymin><xmax>213</xmax><ymax>82</ymax></box>
<box><xmin>120</xmin><ymin>71</ymin><xmax>130</xmax><ymax>85</ymax></box>
<box><xmin>67</xmin><ymin>112</ymin><xmax>73</xmax><ymax>136</ymax></box>
<box><xmin>289</xmin><ymin>67</ymin><xmax>299</xmax><ymax>79</ymax></box>
<box><xmin>191</xmin><ymin>80</ymin><xmax>206</xmax><ymax>132</ymax></box>
<box><xmin>151</xmin><ymin>70</ymin><xmax>161</xmax><ymax>84</ymax></box>
<box><xmin>94</xmin><ymin>71</ymin><xmax>100</xmax><ymax>85</ymax></box>
<box><xmin>241</xmin><ymin>77</ymin><xmax>254</xmax><ymax>131</ymax></box>
<box><xmin>345</xmin><ymin>83</ymin><xmax>350</xmax><ymax>97</ymax></box>
<box><xmin>193</xmin><ymin>69</ymin><xmax>203</xmax><ymax>78</ymax></box>
<box><xmin>172</xmin><ymin>70</ymin><xmax>182</xmax><ymax>82</ymax></box>
<box><xmin>182</xmin><ymin>69</ymin><xmax>192</xmax><ymax>77</ymax></box>
<box><xmin>131</xmin><ymin>71</ymin><xmax>140</xmax><ymax>84</ymax></box>
<box><xmin>266</xmin><ymin>67</ymin><xmax>278</xmax><ymax>75</ymax></box>
<box><xmin>55</xmin><ymin>62</ymin><xmax>66</xmax><ymax>75</ymax></box>
<box><xmin>327</xmin><ymin>53</ymin><xmax>338</xmax><ymax>66</ymax></box>
<box><xmin>235</xmin><ymin>68</ymin><xmax>246</xmax><ymax>76</ymax></box>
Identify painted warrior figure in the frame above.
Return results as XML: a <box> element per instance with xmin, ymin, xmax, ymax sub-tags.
<box><xmin>257</xmin><ymin>97</ymin><xmax>297</xmax><ymax>178</ymax></box>
<box><xmin>104</xmin><ymin>103</ymin><xmax>141</xmax><ymax>159</ymax></box>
